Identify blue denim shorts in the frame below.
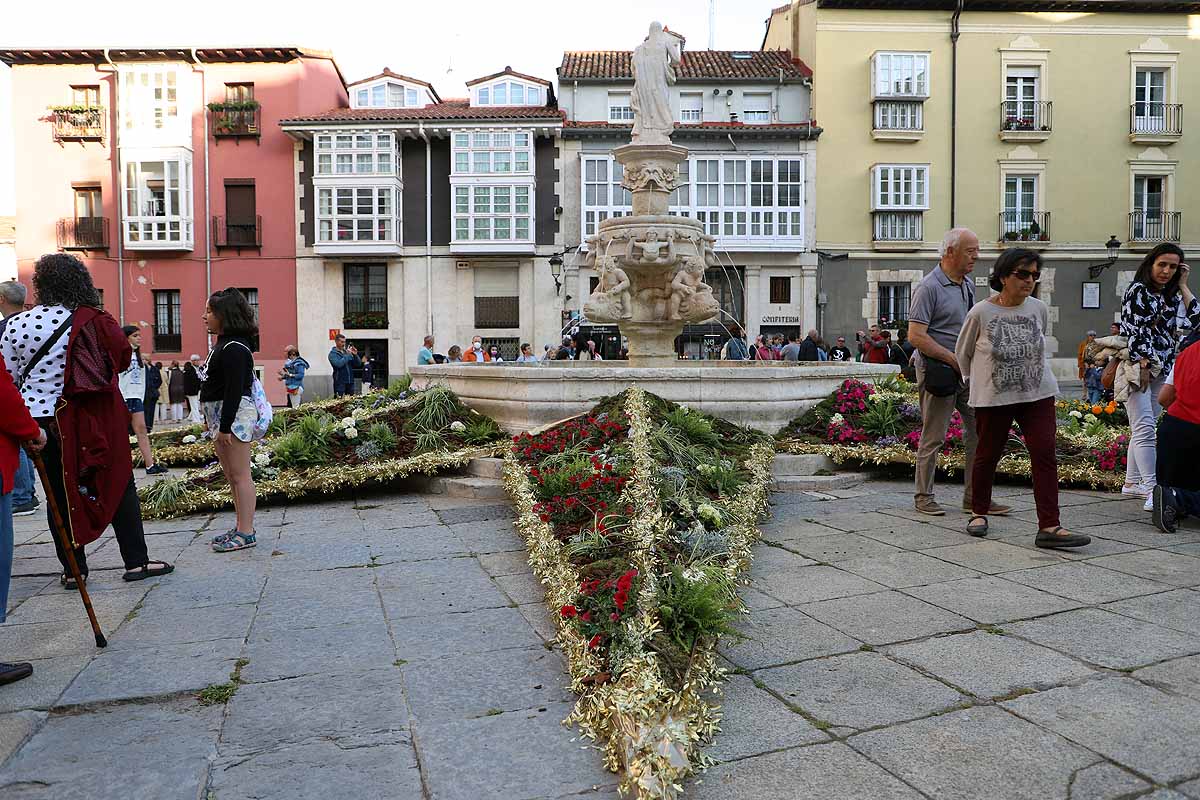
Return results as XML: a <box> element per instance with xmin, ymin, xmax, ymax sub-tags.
<box><xmin>125</xmin><ymin>398</ymin><xmax>144</xmax><ymax>414</ymax></box>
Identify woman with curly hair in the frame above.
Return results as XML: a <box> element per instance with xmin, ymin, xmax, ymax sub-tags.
<box><xmin>201</xmin><ymin>288</ymin><xmax>260</xmax><ymax>552</ymax></box>
<box><xmin>0</xmin><ymin>254</ymin><xmax>173</xmax><ymax>586</ymax></box>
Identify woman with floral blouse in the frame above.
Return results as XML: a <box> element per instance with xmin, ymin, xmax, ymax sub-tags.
<box><xmin>1119</xmin><ymin>243</ymin><xmax>1200</xmax><ymax>498</ymax></box>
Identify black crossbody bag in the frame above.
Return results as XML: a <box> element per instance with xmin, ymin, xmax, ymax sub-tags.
<box><xmin>15</xmin><ymin>313</ymin><xmax>74</xmax><ymax>392</ymax></box>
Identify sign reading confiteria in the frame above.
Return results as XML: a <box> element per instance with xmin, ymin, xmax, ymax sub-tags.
<box><xmin>762</xmin><ymin>315</ymin><xmax>800</xmax><ymax>324</ymax></box>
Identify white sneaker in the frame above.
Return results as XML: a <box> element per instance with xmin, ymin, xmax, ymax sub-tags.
<box><xmin>1122</xmin><ymin>484</ymin><xmax>1152</xmax><ymax>499</ymax></box>
<box><xmin>1143</xmin><ymin>495</ymin><xmax>1154</xmax><ymax>513</ymax></box>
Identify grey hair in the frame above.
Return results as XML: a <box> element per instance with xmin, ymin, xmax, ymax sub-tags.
<box><xmin>939</xmin><ymin>228</ymin><xmax>974</xmax><ymax>257</ymax></box>
<box><xmin>0</xmin><ymin>280</ymin><xmax>27</xmax><ymax>307</ymax></box>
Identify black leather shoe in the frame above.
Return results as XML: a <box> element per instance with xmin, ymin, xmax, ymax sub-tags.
<box><xmin>0</xmin><ymin>662</ymin><xmax>33</xmax><ymax>686</ymax></box>
<box><xmin>1035</xmin><ymin>527</ymin><xmax>1091</xmax><ymax>549</ymax></box>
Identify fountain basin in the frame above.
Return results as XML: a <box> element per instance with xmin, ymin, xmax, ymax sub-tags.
<box><xmin>410</xmin><ymin>362</ymin><xmax>900</xmax><ymax>433</ymax></box>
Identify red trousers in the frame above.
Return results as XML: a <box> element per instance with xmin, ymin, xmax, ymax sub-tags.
<box><xmin>971</xmin><ymin>397</ymin><xmax>1060</xmax><ymax>529</ymax></box>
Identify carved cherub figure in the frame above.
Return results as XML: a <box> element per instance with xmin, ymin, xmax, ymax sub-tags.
<box><xmin>667</xmin><ymin>255</ymin><xmax>709</xmax><ymax>321</ymax></box>
<box><xmin>596</xmin><ymin>255</ymin><xmax>633</xmax><ymax>319</ymax></box>
<box><xmin>628</xmin><ymin>229</ymin><xmax>676</xmax><ymax>265</ymax></box>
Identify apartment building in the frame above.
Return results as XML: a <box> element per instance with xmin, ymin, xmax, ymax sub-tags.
<box><xmin>0</xmin><ymin>47</ymin><xmax>347</xmax><ymax>402</ymax></box>
<box><xmin>281</xmin><ymin>67</ymin><xmax>564</xmax><ymax>393</ymax></box>
<box><xmin>764</xmin><ymin>0</ymin><xmax>1200</xmax><ymax>371</ymax></box>
<box><xmin>558</xmin><ymin>42</ymin><xmax>819</xmax><ymax>355</ymax></box>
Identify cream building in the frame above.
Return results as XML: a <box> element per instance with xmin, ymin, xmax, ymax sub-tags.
<box><xmin>765</xmin><ymin>0</ymin><xmax>1200</xmax><ymax>374</ymax></box>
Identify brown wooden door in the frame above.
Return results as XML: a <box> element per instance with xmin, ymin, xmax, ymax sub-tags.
<box><xmin>225</xmin><ymin>183</ymin><xmax>256</xmax><ymax>245</ymax></box>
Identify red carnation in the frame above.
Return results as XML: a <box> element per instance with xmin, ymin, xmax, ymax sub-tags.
<box><xmin>560</xmin><ymin>605</ymin><xmax>578</xmax><ymax>618</ymax></box>
<box><xmin>588</xmin><ymin>634</ymin><xmax>602</xmax><ymax>649</ymax></box>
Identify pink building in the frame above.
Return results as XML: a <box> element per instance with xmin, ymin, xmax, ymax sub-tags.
<box><xmin>0</xmin><ymin>47</ymin><xmax>347</xmax><ymax>403</ymax></box>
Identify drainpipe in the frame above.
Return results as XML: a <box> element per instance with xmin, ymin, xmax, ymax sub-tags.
<box><xmin>419</xmin><ymin>122</ymin><xmax>433</xmax><ymax>335</ymax></box>
<box><xmin>103</xmin><ymin>49</ymin><xmax>125</xmax><ymax>324</ymax></box>
<box><xmin>572</xmin><ymin>81</ymin><xmax>578</xmax><ymax>121</ymax></box>
<box><xmin>727</xmin><ymin>134</ymin><xmax>738</xmax><ymax>152</ymax></box>
<box><xmin>191</xmin><ymin>49</ymin><xmax>212</xmax><ymax>308</ymax></box>
<box><xmin>950</xmin><ymin>0</ymin><xmax>963</xmax><ymax>228</ymax></box>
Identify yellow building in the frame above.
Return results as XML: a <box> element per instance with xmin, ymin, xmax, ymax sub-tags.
<box><xmin>765</xmin><ymin>0</ymin><xmax>1200</xmax><ymax>373</ymax></box>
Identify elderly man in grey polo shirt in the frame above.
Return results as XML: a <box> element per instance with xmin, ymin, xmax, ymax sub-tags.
<box><xmin>907</xmin><ymin>228</ymin><xmax>1011</xmax><ymax>518</ymax></box>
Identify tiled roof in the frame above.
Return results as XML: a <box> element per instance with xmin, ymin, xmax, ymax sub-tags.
<box><xmin>281</xmin><ymin>99</ymin><xmax>564</xmax><ymax>124</ymax></box>
<box><xmin>564</xmin><ymin>120</ymin><xmax>821</xmax><ymax>138</ymax></box>
<box><xmin>558</xmin><ymin>49</ymin><xmax>812</xmax><ymax>81</ymax></box>
<box><xmin>0</xmin><ymin>47</ymin><xmax>329</xmax><ymax>65</ymax></box>
<box><xmin>348</xmin><ymin>68</ymin><xmax>435</xmax><ymax>90</ymax></box>
<box><xmin>466</xmin><ymin>66</ymin><xmax>553</xmax><ymax>87</ymax></box>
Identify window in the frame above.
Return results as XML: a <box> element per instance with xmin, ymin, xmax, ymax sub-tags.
<box><xmin>474</xmin><ymin>267</ymin><xmax>520</xmax><ymax>328</ymax></box>
<box><xmin>74</xmin><ymin>186</ymin><xmax>101</xmax><ymax>222</ymax></box>
<box><xmin>152</xmin><ymin>290</ymin><xmax>182</xmax><ymax>351</ymax></box>
<box><xmin>68</xmin><ymin>186</ymin><xmax>104</xmax><ymax>249</ymax></box>
<box><xmin>354</xmin><ymin>82</ymin><xmax>421</xmax><ymax>108</ymax></box>
<box><xmin>874</xmin><ymin>100</ymin><xmax>923</xmax><ymax>131</ymax></box>
<box><xmin>609</xmin><ymin>92</ymin><xmax>634</xmax><ymax>122</ymax></box>
<box><xmin>123</xmin><ymin>153</ymin><xmax>193</xmax><ymax>247</ymax></box>
<box><xmin>225</xmin><ymin>83</ymin><xmax>254</xmax><ymax>103</ymax></box>
<box><xmin>237</xmin><ymin>288</ymin><xmax>259</xmax><ymax>321</ymax></box>
<box><xmin>475</xmin><ymin>81</ymin><xmax>542</xmax><ymax>106</ymax></box>
<box><xmin>223</xmin><ymin>182</ymin><xmax>258</xmax><ymax>246</ymax></box>
<box><xmin>317</xmin><ymin>187</ymin><xmax>399</xmax><ymax>243</ymax></box>
<box><xmin>878</xmin><ymin>283</ymin><xmax>911</xmax><ymax>324</ymax></box>
<box><xmin>1004</xmin><ymin>68</ymin><xmax>1039</xmax><ymax>125</ymax></box>
<box><xmin>121</xmin><ymin>65</ymin><xmax>182</xmax><ymax>132</ymax></box>
<box><xmin>873</xmin><ymin>212</ymin><xmax>923</xmax><ymax>242</ymax></box>
<box><xmin>872</xmin><ymin>165</ymin><xmax>929</xmax><ymax>210</ymax></box>
<box><xmin>454</xmin><ymin>185</ymin><xmax>532</xmax><ymax>242</ymax></box>
<box><xmin>1132</xmin><ymin>175</ymin><xmax>1172</xmax><ymax>240</ymax></box>
<box><xmin>96</xmin><ymin>289</ymin><xmax>104</xmax><ymax>311</ymax></box>
<box><xmin>581</xmin><ymin>155</ymin><xmax>804</xmax><ymax>243</ymax></box>
<box><xmin>769</xmin><ymin>276</ymin><xmax>791</xmax><ymax>304</ymax></box>
<box><xmin>451</xmin><ymin>129</ymin><xmax>533</xmax><ymax>175</ymax></box>
<box><xmin>70</xmin><ymin>85</ymin><xmax>100</xmax><ymax>107</ymax></box>
<box><xmin>743</xmin><ymin>93</ymin><xmax>771</xmax><ymax>124</ymax></box>
<box><xmin>1134</xmin><ymin>68</ymin><xmax>1168</xmax><ymax>131</ymax></box>
<box><xmin>315</xmin><ymin>132</ymin><xmax>396</xmax><ymax>176</ymax></box>
<box><xmin>680</xmin><ymin>93</ymin><xmax>703</xmax><ymax>123</ymax></box>
<box><xmin>344</xmin><ymin>265</ymin><xmax>388</xmax><ymax>327</ymax></box>
<box><xmin>1002</xmin><ymin>175</ymin><xmax>1037</xmax><ymax>236</ymax></box>
<box><xmin>872</xmin><ymin>52</ymin><xmax>929</xmax><ymax>99</ymax></box>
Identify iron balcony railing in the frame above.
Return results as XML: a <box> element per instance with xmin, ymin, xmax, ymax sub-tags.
<box><xmin>344</xmin><ymin>295</ymin><xmax>388</xmax><ymax>329</ymax></box>
<box><xmin>210</xmin><ymin>104</ymin><xmax>261</xmax><ymax>138</ymax></box>
<box><xmin>1001</xmin><ymin>100</ymin><xmax>1052</xmax><ymax>133</ymax></box>
<box><xmin>999</xmin><ymin>211</ymin><xmax>1051</xmax><ymax>243</ymax></box>
<box><xmin>872</xmin><ymin>211</ymin><xmax>924</xmax><ymax>242</ymax></box>
<box><xmin>212</xmin><ymin>215</ymin><xmax>262</xmax><ymax>248</ymax></box>
<box><xmin>51</xmin><ymin>107</ymin><xmax>105</xmax><ymax>141</ymax></box>
<box><xmin>873</xmin><ymin>100</ymin><xmax>924</xmax><ymax>132</ymax></box>
<box><xmin>1129</xmin><ymin>210</ymin><xmax>1182</xmax><ymax>242</ymax></box>
<box><xmin>153</xmin><ymin>331</ymin><xmax>182</xmax><ymax>353</ymax></box>
<box><xmin>57</xmin><ymin>217</ymin><xmax>108</xmax><ymax>250</ymax></box>
<box><xmin>1130</xmin><ymin>103</ymin><xmax>1183</xmax><ymax>136</ymax></box>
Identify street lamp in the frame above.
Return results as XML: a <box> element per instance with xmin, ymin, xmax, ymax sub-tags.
<box><xmin>548</xmin><ymin>254</ymin><xmax>564</xmax><ymax>295</ymax></box>
<box><xmin>1088</xmin><ymin>235</ymin><xmax>1123</xmax><ymax>279</ymax></box>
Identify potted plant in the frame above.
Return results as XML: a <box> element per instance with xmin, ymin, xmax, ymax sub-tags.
<box><xmin>1039</xmin><ymin>231</ymin><xmax>1050</xmax><ymax>241</ymax></box>
<box><xmin>1004</xmin><ymin>230</ymin><xmax>1020</xmax><ymax>242</ymax></box>
<box><xmin>1028</xmin><ymin>220</ymin><xmax>1041</xmax><ymax>238</ymax></box>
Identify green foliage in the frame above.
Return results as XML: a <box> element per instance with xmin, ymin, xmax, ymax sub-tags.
<box><xmin>462</xmin><ymin>415</ymin><xmax>503</xmax><ymax>445</ymax></box>
<box><xmin>271</xmin><ymin>428</ymin><xmax>330</xmax><ymax>468</ymax></box>
<box><xmin>407</xmin><ymin>385</ymin><xmax>456</xmax><ymax>434</ymax></box>
<box><xmin>384</xmin><ymin>374</ymin><xmax>414</xmax><ymax>401</ymax></box>
<box><xmin>366</xmin><ymin>422</ymin><xmax>399</xmax><ymax>453</ymax></box>
<box><xmin>664</xmin><ymin>407</ymin><xmax>721</xmax><ymax>449</ymax></box>
<box><xmin>872</xmin><ymin>373</ymin><xmax>913</xmax><ymax>395</ymax></box>
<box><xmin>412</xmin><ymin>430</ymin><xmax>447</xmax><ymax>455</ymax></box>
<box><xmin>650</xmin><ymin>423</ymin><xmax>707</xmax><ymax>471</ymax></box>
<box><xmin>776</xmin><ymin>397</ymin><xmax>834</xmax><ymax>440</ymax></box>
<box><xmin>656</xmin><ymin>564</ymin><xmax>744</xmax><ymax>651</ymax></box>
<box><xmin>296</xmin><ymin>413</ymin><xmax>335</xmax><ymax>448</ymax></box>
<box><xmin>535</xmin><ymin>455</ymin><xmax>593</xmax><ymax>501</ymax></box>
<box><xmin>266</xmin><ymin>413</ymin><xmax>293</xmax><ymax>437</ymax></box>
<box><xmin>139</xmin><ymin>476</ymin><xmax>192</xmax><ymax>516</ymax></box>
<box><xmin>696</xmin><ymin>460</ymin><xmax>746</xmax><ymax>497</ymax></box>
<box><xmin>859</xmin><ymin>397</ymin><xmax>901</xmax><ymax>439</ymax></box>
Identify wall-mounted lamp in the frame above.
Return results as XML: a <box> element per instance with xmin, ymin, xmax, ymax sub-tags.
<box><xmin>549</xmin><ymin>254</ymin><xmax>564</xmax><ymax>295</ymax></box>
<box><xmin>1088</xmin><ymin>235</ymin><xmax>1123</xmax><ymax>279</ymax></box>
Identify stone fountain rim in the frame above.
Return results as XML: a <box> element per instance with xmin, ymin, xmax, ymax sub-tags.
<box><xmin>597</xmin><ymin>215</ymin><xmax>705</xmax><ymax>231</ymax></box>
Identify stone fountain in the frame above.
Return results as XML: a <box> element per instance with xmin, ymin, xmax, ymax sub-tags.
<box><xmin>410</xmin><ymin>22</ymin><xmax>897</xmax><ymax>432</ymax></box>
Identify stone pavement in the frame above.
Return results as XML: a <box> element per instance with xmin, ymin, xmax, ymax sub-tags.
<box><xmin>0</xmin><ymin>475</ymin><xmax>1196</xmax><ymax>799</ymax></box>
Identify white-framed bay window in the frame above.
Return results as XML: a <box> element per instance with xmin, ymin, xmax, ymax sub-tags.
<box><xmin>353</xmin><ymin>82</ymin><xmax>421</xmax><ymax>109</ymax></box>
<box><xmin>452</xmin><ymin>129</ymin><xmax>533</xmax><ymax>175</ymax></box>
<box><xmin>315</xmin><ymin>132</ymin><xmax>398</xmax><ymax>176</ymax></box>
<box><xmin>119</xmin><ymin>63</ymin><xmax>190</xmax><ymax>144</ymax></box>
<box><xmin>871</xmin><ymin>164</ymin><xmax>929</xmax><ymax>243</ymax></box>
<box><xmin>121</xmin><ymin>149</ymin><xmax>193</xmax><ymax>249</ymax></box>
<box><xmin>580</xmin><ymin>154</ymin><xmax>806</xmax><ymax>249</ymax></box>
<box><xmin>452</xmin><ymin>184</ymin><xmax>534</xmax><ymax>249</ymax></box>
<box><xmin>871</xmin><ymin>52</ymin><xmax>930</xmax><ymax>100</ymax></box>
<box><xmin>316</xmin><ymin>186</ymin><xmax>401</xmax><ymax>245</ymax></box>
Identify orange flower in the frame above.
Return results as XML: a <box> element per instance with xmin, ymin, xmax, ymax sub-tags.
<box><xmin>1105</xmin><ymin>402</ymin><xmax>1117</xmax><ymax>413</ymax></box>
<box><xmin>1091</xmin><ymin>405</ymin><xmax>1103</xmax><ymax>415</ymax></box>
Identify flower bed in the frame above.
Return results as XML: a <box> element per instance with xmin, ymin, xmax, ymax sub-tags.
<box><xmin>777</xmin><ymin>376</ymin><xmax>1128</xmax><ymax>490</ymax></box>
<box><xmin>138</xmin><ymin>384</ymin><xmax>506</xmax><ymax>518</ymax></box>
<box><xmin>505</xmin><ymin>388</ymin><xmax>774</xmax><ymax>797</ymax></box>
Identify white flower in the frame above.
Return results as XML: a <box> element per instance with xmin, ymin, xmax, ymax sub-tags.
<box><xmin>340</xmin><ymin>416</ymin><xmax>356</xmax><ymax>428</ymax></box>
<box><xmin>681</xmin><ymin>567</ymin><xmax>704</xmax><ymax>583</ymax></box>
<box><xmin>1084</xmin><ymin>413</ymin><xmax>1097</xmax><ymax>423</ymax></box>
<box><xmin>449</xmin><ymin>420</ymin><xmax>466</xmax><ymax>432</ymax></box>
<box><xmin>352</xmin><ymin>407</ymin><xmax>369</xmax><ymax>419</ymax></box>
<box><xmin>1069</xmin><ymin>410</ymin><xmax>1083</xmax><ymax>419</ymax></box>
<box><xmin>697</xmin><ymin>503</ymin><xmax>722</xmax><ymax>527</ymax></box>
<box><xmin>182</xmin><ymin>435</ymin><xmax>197</xmax><ymax>444</ymax></box>
<box><xmin>344</xmin><ymin>427</ymin><xmax>358</xmax><ymax>439</ymax></box>
<box><xmin>253</xmin><ymin>452</ymin><xmax>271</xmax><ymax>466</ymax></box>
<box><xmin>830</xmin><ymin>413</ymin><xmax>845</xmax><ymax>425</ymax></box>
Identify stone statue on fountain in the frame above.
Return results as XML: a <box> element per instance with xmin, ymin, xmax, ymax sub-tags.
<box><xmin>630</xmin><ymin>21</ymin><xmax>681</xmax><ymax>146</ymax></box>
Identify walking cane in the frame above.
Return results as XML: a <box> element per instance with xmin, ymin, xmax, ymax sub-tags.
<box><xmin>28</xmin><ymin>451</ymin><xmax>108</xmax><ymax>648</ymax></box>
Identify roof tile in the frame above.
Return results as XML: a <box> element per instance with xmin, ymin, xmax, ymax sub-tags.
<box><xmin>558</xmin><ymin>49</ymin><xmax>812</xmax><ymax>81</ymax></box>
<box><xmin>281</xmin><ymin>100</ymin><xmax>564</xmax><ymax>124</ymax></box>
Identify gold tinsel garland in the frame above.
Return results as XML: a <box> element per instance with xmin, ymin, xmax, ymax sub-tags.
<box><xmin>503</xmin><ymin>389</ymin><xmax>774</xmax><ymax>798</ymax></box>
<box><xmin>140</xmin><ymin>442</ymin><xmax>505</xmax><ymax>519</ymax></box>
<box><xmin>776</xmin><ymin>439</ymin><xmax>1124</xmax><ymax>490</ymax></box>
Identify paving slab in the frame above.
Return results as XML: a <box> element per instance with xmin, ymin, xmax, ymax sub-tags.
<box><xmin>0</xmin><ymin>699</ymin><xmax>222</xmax><ymax>799</ymax></box>
<box><xmin>849</xmin><ymin>705</ymin><xmax>1097</xmax><ymax>800</ymax></box>
<box><xmin>886</xmin><ymin>630</ymin><xmax>1097</xmax><ymax>699</ymax></box>
<box><xmin>903</xmin><ymin>575</ymin><xmax>1085</xmax><ymax>624</ymax></box>
<box><xmin>798</xmin><ymin>590</ymin><xmax>974</xmax><ymax>646</ymax></box>
<box><xmin>139</xmin><ymin>572</ymin><xmax>267</xmax><ymax>609</ymax></box>
<box><xmin>1065</xmin><ymin>762</ymin><xmax>1152</xmax><ymax>800</ymax></box>
<box><xmin>1004</xmin><ymin>607</ymin><xmax>1200</xmax><ymax>669</ymax></box>
<box><xmin>402</xmin><ymin>646</ymin><xmax>571</xmax><ymax>721</ymax></box>
<box><xmin>493</xmin><ymin>570</ymin><xmax>546</xmax><ymax>606</ymax></box>
<box><xmin>755</xmin><ymin>564</ymin><xmax>886</xmax><ymax>606</ymax></box>
<box><xmin>389</xmin><ymin>606</ymin><xmax>542</xmax><ymax>663</ymax></box>
<box><xmin>477</xmin><ymin>550</ymin><xmax>533</xmax><ymax>577</ymax></box>
<box><xmin>857</xmin><ymin>522</ymin><xmax>973</xmax><ymax>551</ymax></box>
<box><xmin>1102</xmin><ymin>588</ymin><xmax>1200</xmax><ymax>636</ymax></box>
<box><xmin>703</xmin><ymin>674</ymin><xmax>828</xmax><ymax>761</ymax></box>
<box><xmin>746</xmin><ymin>545</ymin><xmax>820</xmax><ymax>581</ymax></box>
<box><xmin>253</xmin><ymin>588</ymin><xmax>386</xmax><ymax>631</ymax></box>
<box><xmin>1087</xmin><ymin>550</ymin><xmax>1200</xmax><ymax>587</ymax></box>
<box><xmin>837</xmin><ymin>550</ymin><xmax>981</xmax><ymax>588</ymax></box>
<box><xmin>242</xmin><ymin>622</ymin><xmax>396</xmax><ymax>683</ymax></box>
<box><xmin>365</xmin><ymin>524</ymin><xmax>472</xmax><ymax>562</ymax></box>
<box><xmin>755</xmin><ymin>651</ymin><xmax>967</xmax><ymax>730</ymax></box>
<box><xmin>1000</xmin><ymin>561</ymin><xmax>1171</xmax><ymax>604</ymax></box>
<box><xmin>687</xmin><ymin>741</ymin><xmax>925</xmax><ymax>800</ymax></box>
<box><xmin>58</xmin><ymin>637</ymin><xmax>243</xmax><ymax>706</ymax></box>
<box><xmin>1003</xmin><ymin>677</ymin><xmax>1200</xmax><ymax>784</ymax></box>
<box><xmin>1178</xmin><ymin>778</ymin><xmax>1200</xmax><ymax>799</ymax></box>
<box><xmin>718</xmin><ymin>606</ymin><xmax>861</xmax><ymax>669</ymax></box>
<box><xmin>784</xmin><ymin>532</ymin><xmax>904</xmax><ymax>563</ymax></box>
<box><xmin>0</xmin><ymin>655</ymin><xmax>90</xmax><ymax>713</ymax></box>
<box><xmin>923</xmin><ymin>540</ymin><xmax>1070</xmax><ymax>573</ymax></box>
<box><xmin>414</xmin><ymin>702</ymin><xmax>616</xmax><ymax>800</ymax></box>
<box><xmin>0</xmin><ymin>620</ymin><xmax>107</xmax><ymax>660</ymax></box>
<box><xmin>1134</xmin><ymin>654</ymin><xmax>1200</xmax><ymax>703</ymax></box>
<box><xmin>0</xmin><ymin>711</ymin><xmax>45</xmax><ymax>769</ymax></box>
<box><xmin>108</xmin><ymin>601</ymin><xmax>255</xmax><ymax>649</ymax></box>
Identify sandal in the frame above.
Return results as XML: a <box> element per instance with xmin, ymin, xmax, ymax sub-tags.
<box><xmin>1034</xmin><ymin>526</ymin><xmax>1091</xmax><ymax>550</ymax></box>
<box><xmin>123</xmin><ymin>560</ymin><xmax>175</xmax><ymax>582</ymax></box>
<box><xmin>213</xmin><ymin>531</ymin><xmax>256</xmax><ymax>553</ymax></box>
<box><xmin>966</xmin><ymin>515</ymin><xmax>989</xmax><ymax>537</ymax></box>
<box><xmin>211</xmin><ymin>529</ymin><xmax>236</xmax><ymax>545</ymax></box>
<box><xmin>60</xmin><ymin>572</ymin><xmax>88</xmax><ymax>591</ymax></box>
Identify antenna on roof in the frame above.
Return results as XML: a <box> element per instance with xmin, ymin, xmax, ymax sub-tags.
<box><xmin>708</xmin><ymin>0</ymin><xmax>716</xmax><ymax>49</ymax></box>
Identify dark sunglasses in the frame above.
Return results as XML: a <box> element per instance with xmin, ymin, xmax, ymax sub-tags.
<box><xmin>1012</xmin><ymin>269</ymin><xmax>1041</xmax><ymax>282</ymax></box>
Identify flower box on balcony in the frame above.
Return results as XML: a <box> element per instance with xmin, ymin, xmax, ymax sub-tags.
<box><xmin>342</xmin><ymin>312</ymin><xmax>388</xmax><ymax>329</ymax></box>
<box><xmin>208</xmin><ymin>101</ymin><xmax>261</xmax><ymax>139</ymax></box>
<box><xmin>49</xmin><ymin>105</ymin><xmax>105</xmax><ymax>141</ymax></box>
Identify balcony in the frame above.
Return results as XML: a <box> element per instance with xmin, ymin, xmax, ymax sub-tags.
<box><xmin>999</xmin><ymin>211</ymin><xmax>1051</xmax><ymax>246</ymax></box>
<box><xmin>1129</xmin><ymin>210</ymin><xmax>1181</xmax><ymax>244</ymax></box>
<box><xmin>1130</xmin><ymin>103</ymin><xmax>1183</xmax><ymax>144</ymax></box>
<box><xmin>212</xmin><ymin>216</ymin><xmax>262</xmax><ymax>249</ymax></box>
<box><xmin>51</xmin><ymin>106</ymin><xmax>105</xmax><ymax>142</ymax></box>
<box><xmin>152</xmin><ymin>331</ymin><xmax>182</xmax><ymax>353</ymax></box>
<box><xmin>872</xmin><ymin>100</ymin><xmax>924</xmax><ymax>142</ymax></box>
<box><xmin>999</xmin><ymin>101</ymin><xmax>1052</xmax><ymax>142</ymax></box>
<box><xmin>208</xmin><ymin>102</ymin><xmax>261</xmax><ymax>141</ymax></box>
<box><xmin>474</xmin><ymin>296</ymin><xmax>521</xmax><ymax>329</ymax></box>
<box><xmin>343</xmin><ymin>300</ymin><xmax>388</xmax><ymax>330</ymax></box>
<box><xmin>57</xmin><ymin>217</ymin><xmax>109</xmax><ymax>251</ymax></box>
<box><xmin>872</xmin><ymin>211</ymin><xmax>924</xmax><ymax>250</ymax></box>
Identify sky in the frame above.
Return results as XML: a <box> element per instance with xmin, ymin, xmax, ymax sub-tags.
<box><xmin>0</xmin><ymin>0</ymin><xmax>784</xmax><ymax>214</ymax></box>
